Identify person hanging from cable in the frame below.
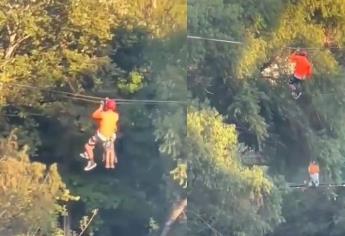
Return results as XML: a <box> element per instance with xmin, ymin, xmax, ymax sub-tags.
<box><xmin>80</xmin><ymin>98</ymin><xmax>119</xmax><ymax>171</ymax></box>
<box><xmin>288</xmin><ymin>48</ymin><xmax>313</xmax><ymax>99</ymax></box>
<box><xmin>308</xmin><ymin>160</ymin><xmax>320</xmax><ymax>187</ymax></box>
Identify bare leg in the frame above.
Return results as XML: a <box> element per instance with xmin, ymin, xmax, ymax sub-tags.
<box><xmin>84</xmin><ymin>136</ymin><xmax>97</xmax><ymax>162</ymax></box>
<box><xmin>110</xmin><ymin>142</ymin><xmax>117</xmax><ymax>169</ymax></box>
<box><xmin>289</xmin><ymin>83</ymin><xmax>296</xmax><ymax>91</ymax></box>
<box><xmin>295</xmin><ymin>82</ymin><xmax>302</xmax><ymax>94</ymax></box>
<box><xmin>83</xmin><ymin>135</ymin><xmax>98</xmax><ymax>171</ymax></box>
<box><xmin>105</xmin><ymin>147</ymin><xmax>111</xmax><ymax>169</ymax></box>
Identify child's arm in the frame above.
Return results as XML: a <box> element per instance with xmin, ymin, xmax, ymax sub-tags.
<box><xmin>92</xmin><ymin>103</ymin><xmax>104</xmax><ymax>119</ymax></box>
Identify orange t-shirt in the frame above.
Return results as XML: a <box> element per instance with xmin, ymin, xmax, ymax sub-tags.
<box><xmin>308</xmin><ymin>163</ymin><xmax>319</xmax><ymax>175</ymax></box>
<box><xmin>92</xmin><ymin>108</ymin><xmax>119</xmax><ymax>138</ymax></box>
<box><xmin>289</xmin><ymin>53</ymin><xmax>313</xmax><ymax>79</ymax></box>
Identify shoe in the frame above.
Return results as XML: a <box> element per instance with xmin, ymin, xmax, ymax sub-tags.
<box><xmin>292</xmin><ymin>92</ymin><xmax>302</xmax><ymax>100</ymax></box>
<box><xmin>84</xmin><ymin>161</ymin><xmax>97</xmax><ymax>171</ymax></box>
<box><xmin>80</xmin><ymin>153</ymin><xmax>89</xmax><ymax>160</ymax></box>
<box><xmin>295</xmin><ymin>92</ymin><xmax>302</xmax><ymax>99</ymax></box>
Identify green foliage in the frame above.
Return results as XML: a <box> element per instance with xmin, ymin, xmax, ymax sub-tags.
<box><xmin>187</xmin><ymin>104</ymin><xmax>283</xmax><ymax>236</ymax></box>
<box><xmin>148</xmin><ymin>217</ymin><xmax>160</xmax><ymax>233</ymax></box>
<box><xmin>141</xmin><ymin>23</ymin><xmax>187</xmax><ymax>234</ymax></box>
<box><xmin>273</xmin><ymin>188</ymin><xmax>345</xmax><ymax>236</ymax></box>
<box><xmin>127</xmin><ymin>0</ymin><xmax>186</xmax><ymax>37</ymax></box>
<box><xmin>188</xmin><ymin>1</ymin><xmax>345</xmax><ymax>235</ymax></box>
<box><xmin>0</xmin><ymin>131</ymin><xmax>78</xmax><ymax>236</ymax></box>
<box><xmin>170</xmin><ymin>162</ymin><xmax>187</xmax><ymax>189</ymax></box>
<box><xmin>7</xmin><ymin>0</ymin><xmax>345</xmax><ymax>235</ymax></box>
<box><xmin>0</xmin><ymin>0</ymin><xmax>126</xmax><ymax>108</ymax></box>
<box><xmin>118</xmin><ymin>71</ymin><xmax>144</xmax><ymax>94</ymax></box>
<box><xmin>229</xmin><ymin>81</ymin><xmax>269</xmax><ymax>143</ymax></box>
<box><xmin>0</xmin><ymin>1</ymin><xmax>187</xmax><ymax>235</ymax></box>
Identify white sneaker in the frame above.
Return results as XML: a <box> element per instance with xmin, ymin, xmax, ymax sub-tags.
<box><xmin>292</xmin><ymin>91</ymin><xmax>302</xmax><ymax>99</ymax></box>
<box><xmin>84</xmin><ymin>161</ymin><xmax>97</xmax><ymax>171</ymax></box>
<box><xmin>294</xmin><ymin>92</ymin><xmax>302</xmax><ymax>99</ymax></box>
<box><xmin>80</xmin><ymin>153</ymin><xmax>89</xmax><ymax>160</ymax></box>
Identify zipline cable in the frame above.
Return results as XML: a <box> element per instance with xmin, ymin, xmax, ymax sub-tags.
<box><xmin>288</xmin><ymin>183</ymin><xmax>345</xmax><ymax>188</ymax></box>
<box><xmin>5</xmin><ymin>82</ymin><xmax>183</xmax><ymax>103</ymax></box>
<box><xmin>187</xmin><ymin>35</ymin><xmax>343</xmax><ymax>50</ymax></box>
<box><xmin>3</xmin><ymin>82</ymin><xmax>186</xmax><ymax>104</ymax></box>
<box><xmin>187</xmin><ymin>35</ymin><xmax>243</xmax><ymax>45</ymax></box>
<box><xmin>4</xmin><ymin>82</ymin><xmax>101</xmax><ymax>100</ymax></box>
<box><xmin>285</xmin><ymin>46</ymin><xmax>343</xmax><ymax>50</ymax></box>
<box><xmin>58</xmin><ymin>94</ymin><xmax>154</xmax><ymax>105</ymax></box>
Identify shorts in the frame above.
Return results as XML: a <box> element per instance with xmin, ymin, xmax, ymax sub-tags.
<box><xmin>88</xmin><ymin>131</ymin><xmax>116</xmax><ymax>149</ymax></box>
<box><xmin>289</xmin><ymin>76</ymin><xmax>302</xmax><ymax>85</ymax></box>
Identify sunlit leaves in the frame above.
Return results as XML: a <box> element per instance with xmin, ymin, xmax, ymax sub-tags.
<box><xmin>170</xmin><ymin>162</ymin><xmax>187</xmax><ymax>188</ymax></box>
<box><xmin>128</xmin><ymin>0</ymin><xmax>186</xmax><ymax>37</ymax></box>
<box><xmin>0</xmin><ymin>131</ymin><xmax>78</xmax><ymax>235</ymax></box>
<box><xmin>117</xmin><ymin>71</ymin><xmax>144</xmax><ymax>94</ymax></box>
<box><xmin>187</xmin><ymin>105</ymin><xmax>280</xmax><ymax>236</ymax></box>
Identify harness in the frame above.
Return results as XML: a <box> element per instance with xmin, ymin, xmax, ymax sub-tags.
<box><xmin>96</xmin><ymin>131</ymin><xmax>116</xmax><ymax>150</ymax></box>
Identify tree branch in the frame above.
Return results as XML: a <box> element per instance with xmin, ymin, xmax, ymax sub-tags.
<box><xmin>0</xmin><ymin>210</ymin><xmax>6</xmax><ymax>218</ymax></box>
<box><xmin>4</xmin><ymin>35</ymin><xmax>30</xmax><ymax>59</ymax></box>
<box><xmin>78</xmin><ymin>209</ymin><xmax>99</xmax><ymax>236</ymax></box>
<box><xmin>160</xmin><ymin>198</ymin><xmax>187</xmax><ymax>236</ymax></box>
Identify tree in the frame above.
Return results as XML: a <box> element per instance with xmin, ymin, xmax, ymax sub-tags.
<box><xmin>186</xmin><ymin>104</ymin><xmax>283</xmax><ymax>236</ymax></box>
<box><xmin>0</xmin><ymin>0</ymin><xmax>128</xmax><ymax>108</ymax></box>
<box><xmin>0</xmin><ymin>131</ymin><xmax>78</xmax><ymax>235</ymax></box>
<box><xmin>188</xmin><ymin>1</ymin><xmax>345</xmax><ymax>235</ymax></box>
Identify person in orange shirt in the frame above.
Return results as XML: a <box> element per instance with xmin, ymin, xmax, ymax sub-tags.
<box><xmin>288</xmin><ymin>49</ymin><xmax>313</xmax><ymax>99</ymax></box>
<box><xmin>80</xmin><ymin>98</ymin><xmax>119</xmax><ymax>171</ymax></box>
<box><xmin>308</xmin><ymin>160</ymin><xmax>320</xmax><ymax>187</ymax></box>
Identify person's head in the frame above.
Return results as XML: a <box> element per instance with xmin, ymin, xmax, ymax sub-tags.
<box><xmin>298</xmin><ymin>49</ymin><xmax>308</xmax><ymax>57</ymax></box>
<box><xmin>310</xmin><ymin>160</ymin><xmax>317</xmax><ymax>165</ymax></box>
<box><xmin>104</xmin><ymin>99</ymin><xmax>117</xmax><ymax>111</ymax></box>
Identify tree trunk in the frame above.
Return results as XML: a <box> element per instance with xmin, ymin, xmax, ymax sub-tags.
<box><xmin>160</xmin><ymin>198</ymin><xmax>187</xmax><ymax>236</ymax></box>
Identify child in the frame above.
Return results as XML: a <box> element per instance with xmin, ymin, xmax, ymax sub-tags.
<box><xmin>80</xmin><ymin>99</ymin><xmax>119</xmax><ymax>171</ymax></box>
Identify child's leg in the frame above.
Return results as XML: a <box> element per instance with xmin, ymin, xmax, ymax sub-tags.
<box><xmin>84</xmin><ymin>135</ymin><xmax>97</xmax><ymax>162</ymax></box>
<box><xmin>295</xmin><ymin>80</ymin><xmax>302</xmax><ymax>94</ymax></box>
<box><xmin>105</xmin><ymin>147</ymin><xmax>111</xmax><ymax>169</ymax></box>
<box><xmin>308</xmin><ymin>176</ymin><xmax>313</xmax><ymax>186</ymax></box>
<box><xmin>101</xmin><ymin>140</ymin><xmax>111</xmax><ymax>169</ymax></box>
<box><xmin>312</xmin><ymin>173</ymin><xmax>319</xmax><ymax>187</ymax></box>
<box><xmin>288</xmin><ymin>77</ymin><xmax>297</xmax><ymax>91</ymax></box>
<box><xmin>83</xmin><ymin>134</ymin><xmax>99</xmax><ymax>171</ymax></box>
<box><xmin>110</xmin><ymin>134</ymin><xmax>117</xmax><ymax>168</ymax></box>
<box><xmin>110</xmin><ymin>142</ymin><xmax>117</xmax><ymax>168</ymax></box>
